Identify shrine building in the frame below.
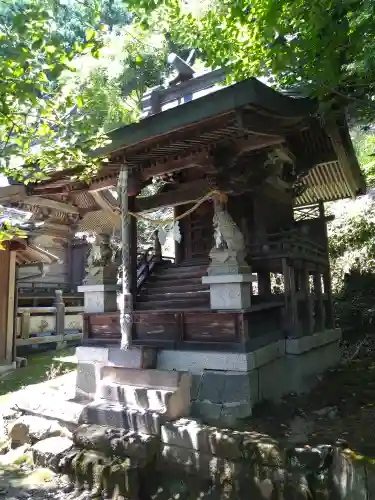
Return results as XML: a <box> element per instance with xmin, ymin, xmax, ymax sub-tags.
<box><xmin>0</xmin><ymin>68</ymin><xmax>365</xmax><ymax>422</ymax></box>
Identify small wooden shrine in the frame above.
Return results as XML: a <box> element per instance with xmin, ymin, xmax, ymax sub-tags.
<box><xmin>0</xmin><ymin>230</ymin><xmax>59</xmax><ymax>368</ymax></box>
<box><xmin>0</xmin><ymin>70</ymin><xmax>365</xmax><ymax>418</ymax></box>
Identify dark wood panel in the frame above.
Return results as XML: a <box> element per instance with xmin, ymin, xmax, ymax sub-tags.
<box><xmin>184</xmin><ymin>312</ymin><xmax>238</xmax><ymax>342</ymax></box>
<box><xmin>85</xmin><ymin>313</ymin><xmax>120</xmax><ymax>340</ymax></box>
<box><xmin>133</xmin><ymin>312</ymin><xmax>179</xmax><ymax>341</ymax></box>
<box><xmin>184</xmin><ymin>201</ymin><xmax>213</xmax><ymax>260</ymax></box>
<box><xmin>70</xmin><ymin>243</ymin><xmax>89</xmax><ymax>289</ymax></box>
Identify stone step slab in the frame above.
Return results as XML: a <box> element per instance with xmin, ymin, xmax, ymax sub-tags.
<box><xmin>79</xmin><ymin>401</ymin><xmax>163</xmax><ymax>435</ymax></box>
<box><xmin>98</xmin><ymin>382</ymin><xmax>174</xmax><ymax>413</ymax></box>
<box><xmin>101</xmin><ymin>366</ymin><xmax>190</xmax><ymax>390</ymax></box>
<box><xmin>73</xmin><ymin>424</ymin><xmax>159</xmax><ymax>461</ymax></box>
<box><xmin>98</xmin><ymin>368</ymin><xmax>192</xmax><ymax>420</ymax></box>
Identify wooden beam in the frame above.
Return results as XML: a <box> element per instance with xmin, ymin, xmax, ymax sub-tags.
<box><xmin>90</xmin><ymin>191</ymin><xmax>117</xmax><ymax>213</ymax></box>
<box><xmin>88</xmin><ymin>176</ymin><xmax>117</xmax><ymax>192</ymax></box>
<box><xmin>134</xmin><ymin>179</ymin><xmax>211</xmax><ymax>212</ymax></box>
<box><xmin>238</xmin><ymin>109</ymin><xmax>302</xmax><ymax>137</ymax></box>
<box><xmin>326</xmin><ymin>123</ymin><xmax>358</xmax><ymax>198</ymax></box>
<box><xmin>0</xmin><ymin>184</ymin><xmax>26</xmax><ymax>202</ymax></box>
<box><xmin>145</xmin><ymin>151</ymin><xmax>211</xmax><ymax>179</ymax></box>
<box><xmin>23</xmin><ymin>196</ymin><xmax>79</xmax><ymax>214</ymax></box>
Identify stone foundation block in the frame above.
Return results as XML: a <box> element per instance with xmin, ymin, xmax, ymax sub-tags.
<box><xmin>73</xmin><ymin>424</ymin><xmax>159</xmax><ymax>461</ymax></box>
<box><xmin>76</xmin><ymin>346</ymin><xmax>157</xmax><ymax>369</ymax></box>
<box><xmin>32</xmin><ymin>436</ymin><xmax>73</xmax><ymax>471</ymax></box>
<box><xmin>191</xmin><ymin>370</ymin><xmax>258</xmax><ymax>424</ymax></box>
<box><xmin>60</xmin><ymin>448</ymin><xmax>143</xmax><ymax>499</ymax></box>
<box><xmin>202</xmin><ymin>273</ymin><xmax>256</xmax><ymax>310</ymax></box>
<box><xmin>98</xmin><ymin>367</ymin><xmax>192</xmax><ymax>419</ymax></box>
<box><xmin>161</xmin><ymin>419</ymin><xmax>281</xmax><ymax>463</ymax></box>
<box><xmin>77</xmin><ymin>284</ymin><xmax>118</xmax><ymax>314</ymax></box>
<box><xmin>79</xmin><ymin>402</ymin><xmax>162</xmax><ymax>435</ymax></box>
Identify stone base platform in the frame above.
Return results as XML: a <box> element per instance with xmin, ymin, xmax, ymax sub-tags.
<box><xmin>157</xmin><ymin>329</ymin><xmax>342</xmax><ymax>424</ymax></box>
<box><xmin>72</xmin><ymin>330</ymin><xmax>341</xmax><ymax>426</ymax></box>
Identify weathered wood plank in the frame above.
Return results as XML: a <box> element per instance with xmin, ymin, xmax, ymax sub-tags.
<box><xmin>86</xmin><ymin>313</ymin><xmax>121</xmax><ymax>339</ymax></box>
<box><xmin>133</xmin><ymin>180</ymin><xmax>211</xmax><ymax>213</ymax></box>
<box><xmin>184</xmin><ymin>312</ymin><xmax>237</xmax><ymax>342</ymax></box>
<box><xmin>23</xmin><ymin>196</ymin><xmax>80</xmax><ymax>214</ymax></box>
<box><xmin>133</xmin><ymin>312</ymin><xmax>179</xmax><ymax>341</ymax></box>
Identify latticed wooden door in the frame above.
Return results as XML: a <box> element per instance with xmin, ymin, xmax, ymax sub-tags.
<box><xmin>183</xmin><ymin>201</ymin><xmax>214</xmax><ymax>260</ymax></box>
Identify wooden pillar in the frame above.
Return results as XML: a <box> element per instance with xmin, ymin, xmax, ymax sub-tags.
<box><xmin>6</xmin><ymin>250</ymin><xmax>16</xmax><ymax>363</ymax></box>
<box><xmin>54</xmin><ymin>289</ymin><xmax>65</xmax><ymax>336</ymax></box>
<box><xmin>282</xmin><ymin>258</ymin><xmax>299</xmax><ymax>337</ymax></box>
<box><xmin>319</xmin><ymin>201</ymin><xmax>334</xmax><ymax>328</ymax></box>
<box><xmin>300</xmin><ymin>266</ymin><xmax>313</xmax><ymax>335</ymax></box>
<box><xmin>258</xmin><ymin>270</ymin><xmax>271</xmax><ymax>296</ymax></box>
<box><xmin>118</xmin><ymin>166</ymin><xmax>133</xmax><ymax>350</ymax></box>
<box><xmin>129</xmin><ymin>196</ymin><xmax>138</xmax><ymax>302</ymax></box>
<box><xmin>313</xmin><ymin>270</ymin><xmax>325</xmax><ymax>332</ymax></box>
<box><xmin>174</xmin><ymin>206</ymin><xmax>183</xmax><ymax>264</ymax></box>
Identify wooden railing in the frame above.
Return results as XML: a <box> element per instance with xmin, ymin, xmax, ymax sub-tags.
<box><xmin>248</xmin><ymin>230</ymin><xmax>327</xmax><ymax>263</ymax></box>
<box><xmin>16</xmin><ymin>290</ymin><xmax>83</xmax><ymax>347</ymax></box>
<box><xmin>136</xmin><ymin>243</ymin><xmax>174</xmax><ymax>290</ymax></box>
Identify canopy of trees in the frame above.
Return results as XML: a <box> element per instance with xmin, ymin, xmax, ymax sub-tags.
<box><xmin>128</xmin><ymin>0</ymin><xmax>375</xmax><ymax>124</ymax></box>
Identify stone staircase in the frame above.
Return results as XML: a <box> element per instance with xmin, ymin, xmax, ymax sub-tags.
<box><xmin>135</xmin><ymin>260</ymin><xmax>210</xmax><ymax>311</ymax></box>
<box><xmin>79</xmin><ymin>365</ymin><xmax>192</xmax><ymax>435</ymax></box>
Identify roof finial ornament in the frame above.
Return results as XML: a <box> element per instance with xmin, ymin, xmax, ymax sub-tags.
<box><xmin>167</xmin><ymin>50</ymin><xmax>195</xmax><ymax>86</ymax></box>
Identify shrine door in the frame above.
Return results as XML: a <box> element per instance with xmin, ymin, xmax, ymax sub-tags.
<box><xmin>182</xmin><ymin>201</ymin><xmax>214</xmax><ymax>261</ymax></box>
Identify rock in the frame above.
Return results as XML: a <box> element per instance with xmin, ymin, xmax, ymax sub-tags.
<box><xmin>314</xmin><ymin>406</ymin><xmax>339</xmax><ymax>419</ymax></box>
<box><xmin>15</xmin><ymin>357</ymin><xmax>27</xmax><ymax>368</ymax></box>
<box><xmin>1</xmin><ymin>407</ymin><xmax>22</xmax><ymax>421</ymax></box>
<box><xmin>0</xmin><ymin>444</ymin><xmax>32</xmax><ymax>466</ymax></box>
<box><xmin>32</xmin><ymin>436</ymin><xmax>73</xmax><ymax>471</ymax></box>
<box><xmin>9</xmin><ymin>415</ymin><xmax>67</xmax><ymax>448</ymax></box>
<box><xmin>73</xmin><ymin>424</ymin><xmax>159</xmax><ymax>461</ymax></box>
<box><xmin>0</xmin><ymin>414</ymin><xmax>7</xmax><ymax>441</ymax></box>
<box><xmin>288</xmin><ymin>416</ymin><xmax>314</xmax><ymax>443</ymax></box>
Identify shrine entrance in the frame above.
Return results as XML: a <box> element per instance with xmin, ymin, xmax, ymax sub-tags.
<box><xmin>180</xmin><ymin>200</ymin><xmax>214</xmax><ymax>262</ymax></box>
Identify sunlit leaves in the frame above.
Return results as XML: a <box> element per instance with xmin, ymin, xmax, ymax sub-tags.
<box><xmin>126</xmin><ymin>0</ymin><xmax>375</xmax><ymax>123</ymax></box>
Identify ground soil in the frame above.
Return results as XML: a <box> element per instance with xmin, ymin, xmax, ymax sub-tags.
<box><xmin>247</xmin><ymin>338</ymin><xmax>375</xmax><ymax>457</ymax></box>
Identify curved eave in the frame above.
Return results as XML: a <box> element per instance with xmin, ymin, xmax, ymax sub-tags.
<box><xmin>98</xmin><ymin>77</ymin><xmax>317</xmax><ymax>158</ymax></box>
<box><xmin>295</xmin><ymin>119</ymin><xmax>366</xmax><ymax>206</ymax></box>
<box><xmin>15</xmin><ymin>242</ymin><xmax>60</xmax><ymax>266</ymax></box>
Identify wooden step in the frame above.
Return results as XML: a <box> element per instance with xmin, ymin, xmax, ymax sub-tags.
<box><xmin>138</xmin><ymin>282</ymin><xmax>209</xmax><ymax>295</ymax></box>
<box><xmin>149</xmin><ymin>271</ymin><xmax>206</xmax><ymax>281</ymax></box>
<box><xmin>135</xmin><ymin>297</ymin><xmax>209</xmax><ymax>310</ymax></box>
<box><xmin>145</xmin><ymin>277</ymin><xmax>204</xmax><ymax>287</ymax></box>
<box><xmin>153</xmin><ymin>264</ymin><xmax>208</xmax><ymax>274</ymax></box>
<box><xmin>137</xmin><ymin>290</ymin><xmax>209</xmax><ymax>302</ymax></box>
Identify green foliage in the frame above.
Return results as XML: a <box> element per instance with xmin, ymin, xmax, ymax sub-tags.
<box><xmin>127</xmin><ymin>0</ymin><xmax>375</xmax><ymax>123</ymax></box>
<box><xmin>0</xmin><ymin>1</ymin><xmax>109</xmax><ymax>183</ymax></box>
<box><xmin>327</xmin><ymin>195</ymin><xmax>375</xmax><ymax>331</ymax></box>
<box><xmin>63</xmin><ymin>24</ymin><xmax>170</xmax><ymax>133</ymax></box>
<box><xmin>0</xmin><ymin>0</ymin><xmax>176</xmax><ymax>240</ymax></box>
<box><xmin>352</xmin><ymin>128</ymin><xmax>375</xmax><ymax>187</ymax></box>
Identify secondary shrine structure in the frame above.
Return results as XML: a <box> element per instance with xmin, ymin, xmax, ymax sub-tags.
<box><xmin>0</xmin><ymin>69</ymin><xmax>365</xmax><ymax>422</ymax></box>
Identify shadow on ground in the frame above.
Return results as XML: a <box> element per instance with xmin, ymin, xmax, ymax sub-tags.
<box><xmin>0</xmin><ymin>349</ymin><xmax>76</xmax><ymax>403</ymax></box>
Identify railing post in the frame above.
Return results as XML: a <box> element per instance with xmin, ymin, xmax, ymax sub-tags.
<box><xmin>54</xmin><ymin>290</ymin><xmax>65</xmax><ymax>347</ymax></box>
<box><xmin>153</xmin><ymin>229</ymin><xmax>162</xmax><ymax>262</ymax></box>
<box><xmin>20</xmin><ymin>311</ymin><xmax>31</xmax><ymax>340</ymax></box>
